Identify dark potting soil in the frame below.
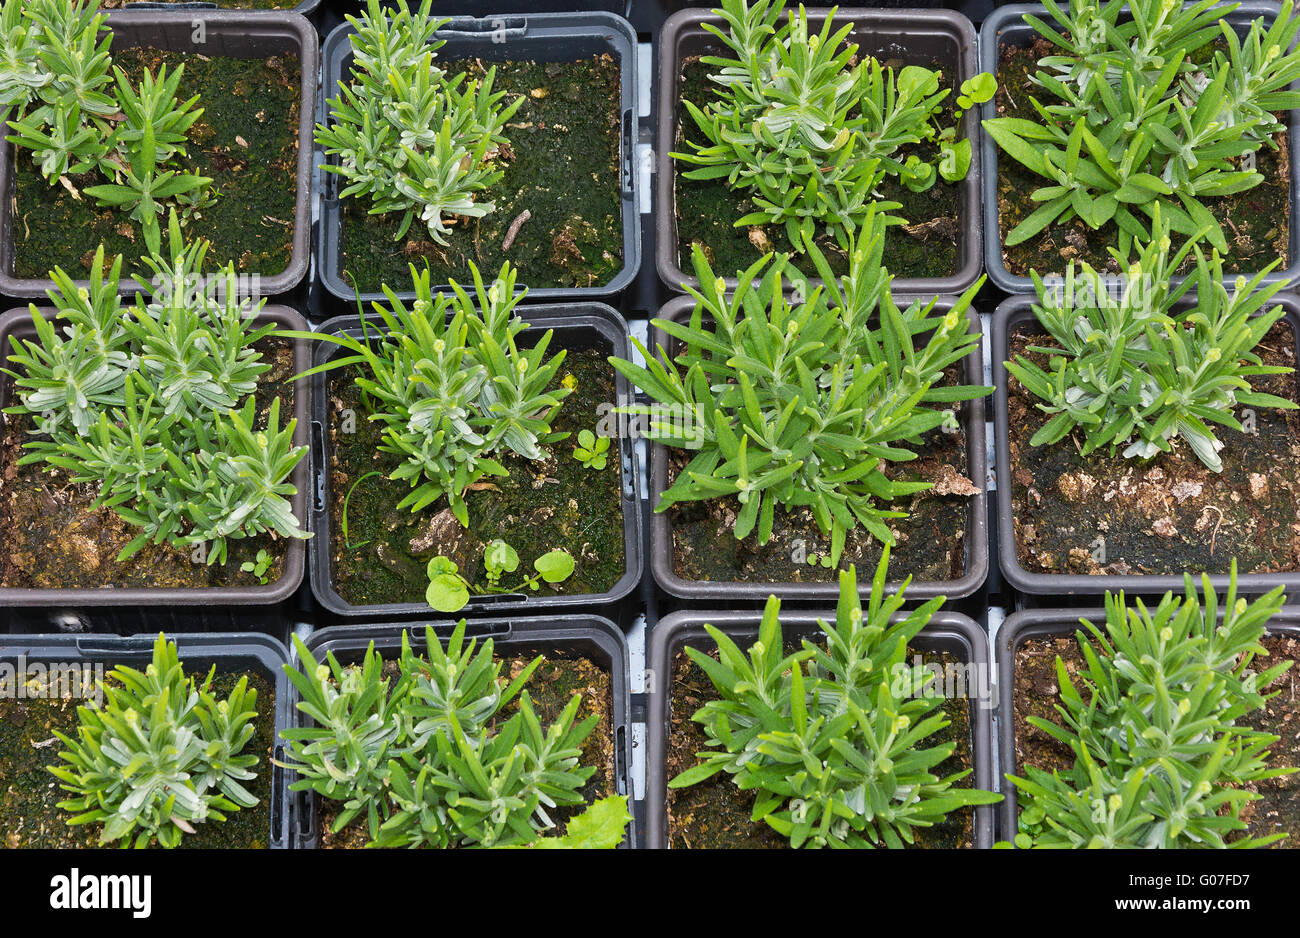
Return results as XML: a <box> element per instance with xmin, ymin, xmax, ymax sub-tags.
<box><xmin>1007</xmin><ymin>322</ymin><xmax>1300</xmax><ymax>577</ymax></box>
<box><xmin>319</xmin><ymin>652</ymin><xmax>615</xmax><ymax>848</ymax></box>
<box><xmin>666</xmin><ymin>645</ymin><xmax>976</xmax><ymax>849</ymax></box>
<box><xmin>669</xmin><ymin>362</ymin><xmax>977</xmax><ymax>585</ymax></box>
<box><xmin>326</xmin><ymin>346</ymin><xmax>624</xmax><ymax>606</ymax></box>
<box><xmin>0</xmin><ymin>669</ymin><xmax>276</xmax><ymax>849</ymax></box>
<box><xmin>673</xmin><ymin>57</ymin><xmax>963</xmax><ymax>284</ymax></box>
<box><xmin>0</xmin><ymin>339</ymin><xmax>299</xmax><ymax>589</ymax></box>
<box><xmin>1012</xmin><ymin>632</ymin><xmax>1300</xmax><ymax>846</ymax></box>
<box><xmin>12</xmin><ymin>48</ymin><xmax>300</xmax><ymax>281</ymax></box>
<box><xmin>994</xmin><ymin>40</ymin><xmax>1291</xmax><ymax>279</ymax></box>
<box><xmin>336</xmin><ymin>56</ymin><xmax>623</xmax><ymax>294</ymax></box>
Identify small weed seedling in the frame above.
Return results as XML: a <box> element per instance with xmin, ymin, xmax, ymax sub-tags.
<box><xmin>241</xmin><ymin>548</ymin><xmax>273</xmax><ymax>585</ymax></box>
<box><xmin>572</xmin><ymin>428</ymin><xmax>610</xmax><ymax>470</ymax></box>
<box><xmin>425</xmin><ymin>542</ymin><xmax>576</xmax><ymax>612</ymax></box>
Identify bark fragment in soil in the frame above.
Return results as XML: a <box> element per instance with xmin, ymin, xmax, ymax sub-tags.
<box><xmin>1007</xmin><ymin>322</ymin><xmax>1300</xmax><ymax>577</ymax></box>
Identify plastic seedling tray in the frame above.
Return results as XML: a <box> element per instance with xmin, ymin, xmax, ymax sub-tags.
<box><xmin>978</xmin><ymin>2</ymin><xmax>1300</xmax><ymax>294</ymax></box>
<box><xmin>655</xmin><ymin>7</ymin><xmax>984</xmax><ymax>297</ymax></box>
<box><xmin>992</xmin><ymin>292</ymin><xmax>1300</xmax><ymax>599</ymax></box>
<box><xmin>646</xmin><ymin>293</ymin><xmax>989</xmax><ymax>604</ymax></box>
<box><xmin>316</xmin><ymin>11</ymin><xmax>641</xmax><ymax>306</ymax></box>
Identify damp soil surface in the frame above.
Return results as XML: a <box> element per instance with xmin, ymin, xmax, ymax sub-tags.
<box><xmin>12</xmin><ymin>48</ymin><xmax>300</xmax><ymax>281</ymax></box>
<box><xmin>669</xmin><ymin>363</ymin><xmax>979</xmax><ymax>586</ymax></box>
<box><xmin>1012</xmin><ymin>630</ymin><xmax>1300</xmax><ymax>846</ymax></box>
<box><xmin>0</xmin><ymin>668</ymin><xmax>276</xmax><ymax>849</ymax></box>
<box><xmin>0</xmin><ymin>339</ymin><xmax>298</xmax><ymax>590</ymax></box>
<box><xmin>1007</xmin><ymin>321</ymin><xmax>1300</xmax><ymax>577</ymax></box>
<box><xmin>994</xmin><ymin>39</ymin><xmax>1291</xmax><ymax>280</ymax></box>
<box><xmin>667</xmin><ymin>644</ymin><xmax>976</xmax><ymax>848</ymax></box>
<box><xmin>673</xmin><ymin>57</ymin><xmax>963</xmax><ymax>283</ymax></box>
<box><xmin>327</xmin><ymin>346</ymin><xmax>625</xmax><ymax>606</ymax></box>
<box><xmin>336</xmin><ymin>55</ymin><xmax>623</xmax><ymax>294</ymax></box>
<box><xmin>319</xmin><ymin>651</ymin><xmax>616</xmax><ymax>848</ymax></box>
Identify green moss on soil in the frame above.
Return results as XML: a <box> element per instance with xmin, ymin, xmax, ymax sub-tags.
<box><xmin>0</xmin><ymin>340</ymin><xmax>300</xmax><ymax>589</ymax></box>
<box><xmin>13</xmin><ymin>48</ymin><xmax>299</xmax><ymax>281</ymax></box>
<box><xmin>336</xmin><ymin>55</ymin><xmax>623</xmax><ymax>293</ymax></box>
<box><xmin>673</xmin><ymin>57</ymin><xmax>962</xmax><ymax>283</ymax></box>
<box><xmin>667</xmin><ymin>645</ymin><xmax>976</xmax><ymax>849</ymax></box>
<box><xmin>0</xmin><ymin>668</ymin><xmax>276</xmax><ymax>849</ymax></box>
<box><xmin>994</xmin><ymin>39</ymin><xmax>1290</xmax><ymax>279</ymax></box>
<box><xmin>327</xmin><ymin>345</ymin><xmax>625</xmax><ymax>606</ymax></box>
<box><xmin>320</xmin><ymin>651</ymin><xmax>616</xmax><ymax>848</ymax></box>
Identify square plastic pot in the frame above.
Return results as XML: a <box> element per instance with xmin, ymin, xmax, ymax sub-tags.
<box><xmin>0</xmin><ymin>630</ymin><xmax>295</xmax><ymax>849</ymax></box>
<box><xmin>647</xmin><ymin>293</ymin><xmax>989</xmax><ymax>604</ymax></box>
<box><xmin>655</xmin><ymin>7</ymin><xmax>984</xmax><ymax>297</ymax></box>
<box><xmin>0</xmin><ymin>10</ymin><xmax>319</xmax><ymax>300</ymax></box>
<box><xmin>979</xmin><ymin>2</ymin><xmax>1300</xmax><ymax>294</ymax></box>
<box><xmin>307</xmin><ymin>304</ymin><xmax>643</xmax><ymax>618</ymax></box>
<box><xmin>995</xmin><ymin>605</ymin><xmax>1300</xmax><ymax>844</ymax></box>
<box><xmin>992</xmin><ymin>291</ymin><xmax>1300</xmax><ymax>598</ymax></box>
<box><xmin>0</xmin><ymin>304</ymin><xmax>313</xmax><ymax>608</ymax></box>
<box><xmin>316</xmin><ymin>12</ymin><xmax>641</xmax><ymax>306</ymax></box>
<box><xmin>645</xmin><ymin>606</ymin><xmax>997</xmax><ymax>848</ymax></box>
<box><xmin>119</xmin><ymin>2</ymin><xmax>322</xmax><ymax>13</ymax></box>
<box><xmin>290</xmin><ymin>615</ymin><xmax>634</xmax><ymax>848</ymax></box>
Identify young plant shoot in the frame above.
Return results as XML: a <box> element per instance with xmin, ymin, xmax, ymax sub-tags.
<box><xmin>280</xmin><ymin>622</ymin><xmax>623</xmax><ymax>848</ymax></box>
<box><xmin>670</xmin><ymin>547</ymin><xmax>1001</xmax><ymax>848</ymax></box>
<box><xmin>1008</xmin><ymin>564</ymin><xmax>1295</xmax><ymax>848</ymax></box>
<box><xmin>984</xmin><ymin>0</ymin><xmax>1300</xmax><ymax>257</ymax></box>
<box><xmin>1006</xmin><ymin>208</ymin><xmax>1298</xmax><ymax>473</ymax></box>
<box><xmin>675</xmin><ymin>0</ymin><xmax>993</xmax><ymax>250</ymax></box>
<box><xmin>50</xmin><ymin>634</ymin><xmax>262</xmax><ymax>848</ymax></box>
<box><xmin>316</xmin><ymin>0</ymin><xmax>522</xmax><ymax>243</ymax></box>
<box><xmin>611</xmin><ymin>205</ymin><xmax>990</xmax><ymax>566</ymax></box>
<box><xmin>3</xmin><ymin>212</ymin><xmax>309</xmax><ymax>568</ymax></box>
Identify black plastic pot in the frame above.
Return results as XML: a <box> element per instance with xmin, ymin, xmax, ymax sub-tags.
<box><xmin>0</xmin><ymin>630</ymin><xmax>294</xmax><ymax>849</ymax></box>
<box><xmin>316</xmin><ymin>12</ymin><xmax>641</xmax><ymax>307</ymax></box>
<box><xmin>979</xmin><ymin>2</ymin><xmax>1300</xmax><ymax>294</ymax></box>
<box><xmin>0</xmin><ymin>11</ymin><xmax>318</xmax><ymax>301</ymax></box>
<box><xmin>645</xmin><ymin>606</ymin><xmax>997</xmax><ymax>848</ymax></box>
<box><xmin>995</xmin><ymin>605</ymin><xmax>1300</xmax><ymax>844</ymax></box>
<box><xmin>290</xmin><ymin>615</ymin><xmax>634</xmax><ymax>848</ymax></box>
<box><xmin>992</xmin><ymin>291</ymin><xmax>1300</xmax><ymax>599</ymax></box>
<box><xmin>0</xmin><ymin>304</ymin><xmax>312</xmax><ymax>608</ymax></box>
<box><xmin>655</xmin><ymin>7</ymin><xmax>984</xmax><ymax>297</ymax></box>
<box><xmin>120</xmin><ymin>1</ymin><xmax>323</xmax><ymax>13</ymax></box>
<box><xmin>365</xmin><ymin>1</ymin><xmax>628</xmax><ymax>13</ymax></box>
<box><xmin>647</xmin><ymin>293</ymin><xmax>989</xmax><ymax>604</ymax></box>
<box><xmin>307</xmin><ymin>304</ymin><xmax>643</xmax><ymax>618</ymax></box>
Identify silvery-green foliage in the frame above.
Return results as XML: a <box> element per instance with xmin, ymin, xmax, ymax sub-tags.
<box><xmin>1008</xmin><ymin>565</ymin><xmax>1295</xmax><ymax>848</ymax></box>
<box><xmin>2</xmin><ymin>213</ymin><xmax>309</xmax><ymax>566</ymax></box>
<box><xmin>670</xmin><ymin>549</ymin><xmax>1002</xmax><ymax>848</ymax></box>
<box><xmin>280</xmin><ymin>622</ymin><xmax>599</xmax><ymax>848</ymax></box>
<box><xmin>1005</xmin><ymin>206</ymin><xmax>1298</xmax><ymax>473</ymax></box>
<box><xmin>984</xmin><ymin>0</ymin><xmax>1300</xmax><ymax>255</ymax></box>
<box><xmin>610</xmin><ymin>205</ymin><xmax>990</xmax><ymax>564</ymax></box>
<box><xmin>50</xmin><ymin>633</ymin><xmax>261</xmax><ymax>849</ymax></box>
<box><xmin>316</xmin><ymin>0</ymin><xmax>522</xmax><ymax>243</ymax></box>
<box><xmin>292</xmin><ymin>260</ymin><xmax>570</xmax><ymax>527</ymax></box>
